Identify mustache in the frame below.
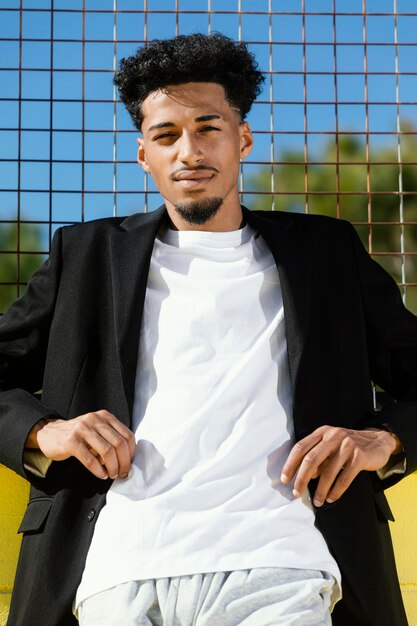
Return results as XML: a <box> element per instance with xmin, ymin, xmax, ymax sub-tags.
<box><xmin>170</xmin><ymin>165</ymin><xmax>219</xmax><ymax>180</ymax></box>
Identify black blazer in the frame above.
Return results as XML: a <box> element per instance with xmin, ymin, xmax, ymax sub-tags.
<box><xmin>1</xmin><ymin>206</ymin><xmax>417</xmax><ymax>626</ymax></box>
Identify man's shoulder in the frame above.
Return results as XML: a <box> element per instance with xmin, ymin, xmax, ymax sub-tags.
<box><xmin>60</xmin><ymin>215</ymin><xmax>123</xmax><ymax>237</ymax></box>
<box><xmin>59</xmin><ymin>208</ymin><xmax>164</xmax><ymax>241</ymax></box>
<box><xmin>248</xmin><ymin>209</ymin><xmax>352</xmax><ymax>235</ymax></box>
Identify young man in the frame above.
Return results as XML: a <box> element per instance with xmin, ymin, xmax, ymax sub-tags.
<box><xmin>1</xmin><ymin>33</ymin><xmax>416</xmax><ymax>626</ymax></box>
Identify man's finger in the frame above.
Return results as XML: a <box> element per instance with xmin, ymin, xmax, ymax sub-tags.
<box><xmin>311</xmin><ymin>458</ymin><xmax>329</xmax><ymax>479</ymax></box>
<box><xmin>83</xmin><ymin>430</ymin><xmax>121</xmax><ymax>478</ymax></box>
<box><xmin>280</xmin><ymin>430</ymin><xmax>324</xmax><ymax>483</ymax></box>
<box><xmin>92</xmin><ymin>423</ymin><xmax>133</xmax><ymax>478</ymax></box>
<box><xmin>309</xmin><ymin>455</ymin><xmax>353</xmax><ymax>506</ymax></box>
<box><xmin>321</xmin><ymin>464</ymin><xmax>361</xmax><ymax>506</ymax></box>
<box><xmin>96</xmin><ymin>410</ymin><xmax>137</xmax><ymax>461</ymax></box>
<box><xmin>286</xmin><ymin>438</ymin><xmax>342</xmax><ymax>497</ymax></box>
<box><xmin>36</xmin><ymin>410</ymin><xmax>136</xmax><ymax>479</ymax></box>
<box><xmin>76</xmin><ymin>441</ymin><xmax>109</xmax><ymax>480</ymax></box>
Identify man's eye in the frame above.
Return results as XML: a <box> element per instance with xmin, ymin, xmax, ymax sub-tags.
<box><xmin>200</xmin><ymin>126</ymin><xmax>220</xmax><ymax>132</ymax></box>
<box><xmin>153</xmin><ymin>133</ymin><xmax>176</xmax><ymax>142</ymax></box>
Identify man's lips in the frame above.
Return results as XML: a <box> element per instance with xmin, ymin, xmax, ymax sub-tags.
<box><xmin>172</xmin><ymin>170</ymin><xmax>215</xmax><ymax>181</ymax></box>
<box><xmin>172</xmin><ymin>169</ymin><xmax>216</xmax><ymax>189</ymax></box>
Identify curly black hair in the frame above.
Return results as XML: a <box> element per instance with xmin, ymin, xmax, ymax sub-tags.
<box><xmin>114</xmin><ymin>33</ymin><xmax>265</xmax><ymax>130</ymax></box>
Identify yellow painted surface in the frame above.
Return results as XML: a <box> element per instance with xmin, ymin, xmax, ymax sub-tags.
<box><xmin>387</xmin><ymin>472</ymin><xmax>417</xmax><ymax>625</ymax></box>
<box><xmin>0</xmin><ymin>465</ymin><xmax>29</xmax><ymax>626</ymax></box>
<box><xmin>0</xmin><ymin>594</ymin><xmax>11</xmax><ymax>626</ymax></box>
<box><xmin>0</xmin><ymin>466</ymin><xmax>416</xmax><ymax>625</ymax></box>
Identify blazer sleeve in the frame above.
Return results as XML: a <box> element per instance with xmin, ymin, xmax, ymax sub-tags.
<box><xmin>0</xmin><ymin>228</ymin><xmax>64</xmax><ymax>480</ymax></box>
<box><xmin>347</xmin><ymin>221</ymin><xmax>417</xmax><ymax>485</ymax></box>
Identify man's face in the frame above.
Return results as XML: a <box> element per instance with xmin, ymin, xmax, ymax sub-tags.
<box><xmin>137</xmin><ymin>82</ymin><xmax>253</xmax><ymax>229</ymax></box>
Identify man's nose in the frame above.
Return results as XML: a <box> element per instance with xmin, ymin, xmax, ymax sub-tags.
<box><xmin>177</xmin><ymin>133</ymin><xmax>203</xmax><ymax>164</ymax></box>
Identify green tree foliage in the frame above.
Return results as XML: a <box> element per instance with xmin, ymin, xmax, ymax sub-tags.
<box><xmin>0</xmin><ymin>224</ymin><xmax>47</xmax><ymax>314</ymax></box>
<box><xmin>249</xmin><ymin>126</ymin><xmax>417</xmax><ymax>312</ymax></box>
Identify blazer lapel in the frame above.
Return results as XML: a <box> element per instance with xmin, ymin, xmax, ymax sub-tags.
<box><xmin>109</xmin><ymin>206</ymin><xmax>167</xmax><ymax>418</ymax></box>
<box><xmin>244</xmin><ymin>208</ymin><xmax>312</xmax><ymax>401</ymax></box>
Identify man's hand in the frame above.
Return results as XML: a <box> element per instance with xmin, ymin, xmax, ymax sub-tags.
<box><xmin>281</xmin><ymin>425</ymin><xmax>401</xmax><ymax>507</ymax></box>
<box><xmin>26</xmin><ymin>410</ymin><xmax>136</xmax><ymax>480</ymax></box>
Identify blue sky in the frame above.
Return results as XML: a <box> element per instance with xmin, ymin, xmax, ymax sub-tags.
<box><xmin>1</xmin><ymin>0</ymin><xmax>416</xmax><ymax>227</ymax></box>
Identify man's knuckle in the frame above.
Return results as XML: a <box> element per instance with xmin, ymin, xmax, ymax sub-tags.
<box><xmin>79</xmin><ymin>413</ymin><xmax>94</xmax><ymax>425</ymax></box>
<box><xmin>304</xmin><ymin>452</ymin><xmax>318</xmax><ymax>464</ymax></box>
<box><xmin>113</xmin><ymin>436</ymin><xmax>126</xmax><ymax>450</ymax></box>
<box><xmin>342</xmin><ymin>435</ymin><xmax>356</xmax><ymax>450</ymax></box>
<box><xmin>329</xmin><ymin>426</ymin><xmax>344</xmax><ymax>439</ymax></box>
<box><xmin>99</xmin><ymin>442</ymin><xmax>113</xmax><ymax>456</ymax></box>
<box><xmin>84</xmin><ymin>455</ymin><xmax>96</xmax><ymax>468</ymax></box>
<box><xmin>320</xmin><ymin>467</ymin><xmax>334</xmax><ymax>481</ymax></box>
<box><xmin>337</xmin><ymin>475</ymin><xmax>350</xmax><ymax>488</ymax></box>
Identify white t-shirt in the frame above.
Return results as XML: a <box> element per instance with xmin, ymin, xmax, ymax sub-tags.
<box><xmin>76</xmin><ymin>223</ymin><xmax>341</xmax><ymax>607</ymax></box>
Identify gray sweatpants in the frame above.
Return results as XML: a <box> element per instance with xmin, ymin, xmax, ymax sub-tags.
<box><xmin>77</xmin><ymin>567</ymin><xmax>337</xmax><ymax>625</ymax></box>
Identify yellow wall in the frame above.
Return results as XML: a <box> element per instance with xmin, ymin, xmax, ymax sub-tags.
<box><xmin>0</xmin><ymin>466</ymin><xmax>416</xmax><ymax>625</ymax></box>
<box><xmin>0</xmin><ymin>466</ymin><xmax>29</xmax><ymax>626</ymax></box>
<box><xmin>387</xmin><ymin>472</ymin><xmax>417</xmax><ymax>623</ymax></box>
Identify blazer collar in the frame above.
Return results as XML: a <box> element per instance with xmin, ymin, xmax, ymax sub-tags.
<box><xmin>118</xmin><ymin>204</ymin><xmax>167</xmax><ymax>232</ymax></box>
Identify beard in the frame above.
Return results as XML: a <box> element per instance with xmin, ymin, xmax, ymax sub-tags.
<box><xmin>173</xmin><ymin>197</ymin><xmax>223</xmax><ymax>225</ymax></box>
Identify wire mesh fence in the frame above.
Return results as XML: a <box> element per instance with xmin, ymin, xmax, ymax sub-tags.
<box><xmin>1</xmin><ymin>0</ymin><xmax>417</xmax><ymax>313</ymax></box>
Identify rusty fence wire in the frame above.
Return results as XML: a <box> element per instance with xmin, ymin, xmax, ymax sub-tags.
<box><xmin>0</xmin><ymin>0</ymin><xmax>417</xmax><ymax>313</ymax></box>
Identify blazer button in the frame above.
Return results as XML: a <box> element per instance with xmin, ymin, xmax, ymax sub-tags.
<box><xmin>87</xmin><ymin>509</ymin><xmax>96</xmax><ymax>522</ymax></box>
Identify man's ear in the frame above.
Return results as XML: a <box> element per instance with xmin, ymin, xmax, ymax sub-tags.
<box><xmin>137</xmin><ymin>137</ymin><xmax>151</xmax><ymax>173</ymax></box>
<box><xmin>239</xmin><ymin>122</ymin><xmax>254</xmax><ymax>160</ymax></box>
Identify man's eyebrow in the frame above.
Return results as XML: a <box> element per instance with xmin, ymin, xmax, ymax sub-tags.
<box><xmin>194</xmin><ymin>114</ymin><xmax>221</xmax><ymax>123</ymax></box>
<box><xmin>147</xmin><ymin>121</ymin><xmax>176</xmax><ymax>133</ymax></box>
